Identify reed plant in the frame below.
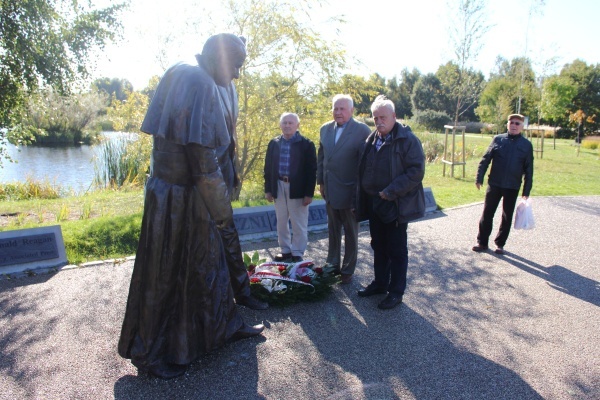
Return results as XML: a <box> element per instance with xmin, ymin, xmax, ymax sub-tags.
<box><xmin>56</xmin><ymin>203</ymin><xmax>70</xmax><ymax>222</ymax></box>
<box><xmin>0</xmin><ymin>178</ymin><xmax>61</xmax><ymax>201</ymax></box>
<box><xmin>93</xmin><ymin>134</ymin><xmax>151</xmax><ymax>189</ymax></box>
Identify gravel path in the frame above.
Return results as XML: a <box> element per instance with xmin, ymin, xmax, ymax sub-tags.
<box><xmin>1</xmin><ymin>196</ymin><xmax>598</xmax><ymax>399</ymax></box>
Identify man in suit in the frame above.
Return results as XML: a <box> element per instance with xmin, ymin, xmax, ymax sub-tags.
<box><xmin>317</xmin><ymin>94</ymin><xmax>371</xmax><ymax>284</ymax></box>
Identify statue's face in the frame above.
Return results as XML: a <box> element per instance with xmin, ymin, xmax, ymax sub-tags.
<box><xmin>212</xmin><ymin>45</ymin><xmax>246</xmax><ymax>87</ymax></box>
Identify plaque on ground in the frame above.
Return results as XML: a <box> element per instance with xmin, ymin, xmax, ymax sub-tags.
<box><xmin>0</xmin><ymin>225</ymin><xmax>68</xmax><ymax>275</ymax></box>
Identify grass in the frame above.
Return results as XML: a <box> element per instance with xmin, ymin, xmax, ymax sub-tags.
<box><xmin>1</xmin><ymin>136</ymin><xmax>598</xmax><ymax>265</ymax></box>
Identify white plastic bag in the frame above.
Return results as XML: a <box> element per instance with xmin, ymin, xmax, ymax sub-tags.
<box><xmin>514</xmin><ymin>198</ymin><xmax>535</xmax><ymax>230</ymax></box>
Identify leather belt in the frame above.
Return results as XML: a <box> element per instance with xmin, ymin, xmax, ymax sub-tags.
<box><xmin>279</xmin><ymin>176</ymin><xmax>290</xmax><ymax>183</ymax></box>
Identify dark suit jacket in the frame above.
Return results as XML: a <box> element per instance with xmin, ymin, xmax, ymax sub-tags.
<box><xmin>264</xmin><ymin>132</ymin><xmax>317</xmax><ymax>199</ymax></box>
<box><xmin>317</xmin><ymin>118</ymin><xmax>371</xmax><ymax>209</ymax></box>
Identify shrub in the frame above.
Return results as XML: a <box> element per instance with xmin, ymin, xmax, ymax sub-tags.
<box><xmin>581</xmin><ymin>136</ymin><xmax>600</xmax><ymax>150</ymax></box>
<box><xmin>412</xmin><ymin>109</ymin><xmax>451</xmax><ymax>132</ymax></box>
<box><xmin>414</xmin><ymin>132</ymin><xmax>445</xmax><ymax>162</ymax></box>
<box><xmin>556</xmin><ymin>128</ymin><xmax>576</xmax><ymax>139</ymax></box>
<box><xmin>464</xmin><ymin>121</ymin><xmax>486</xmax><ymax>134</ymax></box>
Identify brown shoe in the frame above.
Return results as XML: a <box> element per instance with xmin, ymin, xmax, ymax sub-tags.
<box><xmin>340</xmin><ymin>274</ymin><xmax>353</xmax><ymax>284</ymax></box>
<box><xmin>472</xmin><ymin>244</ymin><xmax>489</xmax><ymax>252</ymax></box>
<box><xmin>494</xmin><ymin>247</ymin><xmax>505</xmax><ymax>255</ymax></box>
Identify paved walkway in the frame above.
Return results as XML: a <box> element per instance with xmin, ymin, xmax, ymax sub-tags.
<box><xmin>1</xmin><ymin>196</ymin><xmax>598</xmax><ymax>399</ymax></box>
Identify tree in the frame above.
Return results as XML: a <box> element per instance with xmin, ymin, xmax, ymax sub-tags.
<box><xmin>476</xmin><ymin>57</ymin><xmax>538</xmax><ymax>131</ymax></box>
<box><xmin>92</xmin><ymin>78</ymin><xmax>134</xmax><ymax>102</ymax></box>
<box><xmin>540</xmin><ymin>75</ymin><xmax>577</xmax><ymax>128</ymax></box>
<box><xmin>221</xmin><ymin>0</ymin><xmax>346</xmax><ymax>199</ymax></box>
<box><xmin>446</xmin><ymin>0</ymin><xmax>491</xmax><ymax>126</ymax></box>
<box><xmin>324</xmin><ymin>74</ymin><xmax>384</xmax><ymax>116</ymax></box>
<box><xmin>386</xmin><ymin>68</ymin><xmax>421</xmax><ymax>119</ymax></box>
<box><xmin>559</xmin><ymin>60</ymin><xmax>600</xmax><ymax>135</ymax></box>
<box><xmin>0</xmin><ymin>0</ymin><xmax>126</xmax><ymax>164</ymax></box>
<box><xmin>436</xmin><ymin>61</ymin><xmax>484</xmax><ymax>121</ymax></box>
<box><xmin>411</xmin><ymin>73</ymin><xmax>449</xmax><ymax>114</ymax></box>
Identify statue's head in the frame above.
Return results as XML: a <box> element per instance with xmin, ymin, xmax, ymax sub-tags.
<box><xmin>200</xmin><ymin>33</ymin><xmax>247</xmax><ymax>87</ymax></box>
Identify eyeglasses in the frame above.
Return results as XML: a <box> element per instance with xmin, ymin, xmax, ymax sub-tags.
<box><xmin>509</xmin><ymin>121</ymin><xmax>521</xmax><ymax>126</ymax></box>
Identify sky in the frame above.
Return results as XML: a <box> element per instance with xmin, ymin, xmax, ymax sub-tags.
<box><xmin>93</xmin><ymin>0</ymin><xmax>600</xmax><ymax>90</ymax></box>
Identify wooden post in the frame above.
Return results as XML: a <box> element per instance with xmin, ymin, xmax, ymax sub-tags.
<box><xmin>442</xmin><ymin>125</ymin><xmax>466</xmax><ymax>178</ymax></box>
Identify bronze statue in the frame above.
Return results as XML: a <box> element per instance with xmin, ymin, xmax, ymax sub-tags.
<box><xmin>118</xmin><ymin>33</ymin><xmax>264</xmax><ymax>380</ymax></box>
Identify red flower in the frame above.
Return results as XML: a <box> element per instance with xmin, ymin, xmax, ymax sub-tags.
<box><xmin>250</xmin><ymin>277</ymin><xmax>261</xmax><ymax>283</ymax></box>
<box><xmin>278</xmin><ymin>265</ymin><xmax>286</xmax><ymax>272</ymax></box>
<box><xmin>314</xmin><ymin>267</ymin><xmax>323</xmax><ymax>274</ymax></box>
<box><xmin>300</xmin><ymin>276</ymin><xmax>312</xmax><ymax>283</ymax></box>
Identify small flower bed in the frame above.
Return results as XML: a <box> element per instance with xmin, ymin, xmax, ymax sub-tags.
<box><xmin>243</xmin><ymin>252</ymin><xmax>339</xmax><ymax>306</ymax></box>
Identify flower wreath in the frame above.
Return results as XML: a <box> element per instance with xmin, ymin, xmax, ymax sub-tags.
<box><xmin>243</xmin><ymin>252</ymin><xmax>339</xmax><ymax>306</ymax></box>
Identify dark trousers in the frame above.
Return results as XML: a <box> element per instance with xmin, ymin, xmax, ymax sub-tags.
<box><xmin>369</xmin><ymin>213</ymin><xmax>409</xmax><ymax>296</ymax></box>
<box><xmin>477</xmin><ymin>185</ymin><xmax>519</xmax><ymax>248</ymax></box>
<box><xmin>325</xmin><ymin>204</ymin><xmax>359</xmax><ymax>275</ymax></box>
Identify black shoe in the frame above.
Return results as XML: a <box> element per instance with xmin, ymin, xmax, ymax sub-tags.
<box><xmin>146</xmin><ymin>363</ymin><xmax>188</xmax><ymax>380</ymax></box>
<box><xmin>472</xmin><ymin>244</ymin><xmax>489</xmax><ymax>252</ymax></box>
<box><xmin>329</xmin><ymin>264</ymin><xmax>341</xmax><ymax>275</ymax></box>
<box><xmin>378</xmin><ymin>294</ymin><xmax>403</xmax><ymax>310</ymax></box>
<box><xmin>291</xmin><ymin>256</ymin><xmax>303</xmax><ymax>262</ymax></box>
<box><xmin>274</xmin><ymin>253</ymin><xmax>292</xmax><ymax>261</ymax></box>
<box><xmin>236</xmin><ymin>295</ymin><xmax>269</xmax><ymax>310</ymax></box>
<box><xmin>357</xmin><ymin>283</ymin><xmax>387</xmax><ymax>297</ymax></box>
<box><xmin>228</xmin><ymin>323</ymin><xmax>265</xmax><ymax>343</ymax></box>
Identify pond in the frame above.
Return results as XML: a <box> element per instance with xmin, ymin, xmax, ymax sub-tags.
<box><xmin>0</xmin><ymin>132</ymin><xmax>134</xmax><ymax>194</ymax></box>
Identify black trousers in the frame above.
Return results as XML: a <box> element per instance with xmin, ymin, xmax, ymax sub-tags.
<box><xmin>477</xmin><ymin>185</ymin><xmax>519</xmax><ymax>248</ymax></box>
<box><xmin>369</xmin><ymin>212</ymin><xmax>409</xmax><ymax>296</ymax></box>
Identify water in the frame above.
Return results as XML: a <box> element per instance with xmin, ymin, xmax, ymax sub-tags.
<box><xmin>0</xmin><ymin>132</ymin><xmax>133</xmax><ymax>194</ymax></box>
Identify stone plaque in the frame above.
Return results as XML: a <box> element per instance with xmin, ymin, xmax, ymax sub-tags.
<box><xmin>233</xmin><ymin>205</ymin><xmax>275</xmax><ymax>235</ymax></box>
<box><xmin>232</xmin><ymin>212</ymin><xmax>272</xmax><ymax>235</ymax></box>
<box><xmin>307</xmin><ymin>201</ymin><xmax>327</xmax><ymax>226</ymax></box>
<box><xmin>0</xmin><ymin>225</ymin><xmax>68</xmax><ymax>274</ymax></box>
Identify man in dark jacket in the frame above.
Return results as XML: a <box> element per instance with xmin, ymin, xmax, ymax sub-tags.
<box><xmin>355</xmin><ymin>95</ymin><xmax>425</xmax><ymax>310</ymax></box>
<box><xmin>264</xmin><ymin>113</ymin><xmax>317</xmax><ymax>262</ymax></box>
<box><xmin>472</xmin><ymin>113</ymin><xmax>534</xmax><ymax>255</ymax></box>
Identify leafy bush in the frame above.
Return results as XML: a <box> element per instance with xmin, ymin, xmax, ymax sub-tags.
<box><xmin>465</xmin><ymin>121</ymin><xmax>486</xmax><ymax>133</ymax></box>
<box><xmin>556</xmin><ymin>127</ymin><xmax>576</xmax><ymax>139</ymax></box>
<box><xmin>9</xmin><ymin>89</ymin><xmax>107</xmax><ymax>145</ymax></box>
<box><xmin>414</xmin><ymin>132</ymin><xmax>445</xmax><ymax>162</ymax></box>
<box><xmin>411</xmin><ymin>109</ymin><xmax>451</xmax><ymax>132</ymax></box>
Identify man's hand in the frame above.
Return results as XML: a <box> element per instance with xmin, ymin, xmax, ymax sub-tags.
<box><xmin>265</xmin><ymin>192</ymin><xmax>274</xmax><ymax>202</ymax></box>
<box><xmin>476</xmin><ymin>183</ymin><xmax>481</xmax><ymax>190</ymax></box>
<box><xmin>379</xmin><ymin>191</ymin><xmax>391</xmax><ymax>201</ymax></box>
<box><xmin>302</xmin><ymin>196</ymin><xmax>313</xmax><ymax>206</ymax></box>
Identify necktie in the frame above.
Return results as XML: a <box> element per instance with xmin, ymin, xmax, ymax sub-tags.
<box><xmin>335</xmin><ymin>126</ymin><xmax>343</xmax><ymax>144</ymax></box>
